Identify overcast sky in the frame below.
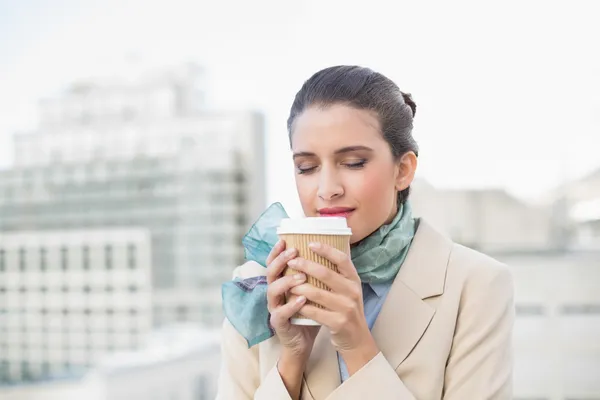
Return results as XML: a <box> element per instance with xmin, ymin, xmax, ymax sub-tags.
<box><xmin>1</xmin><ymin>0</ymin><xmax>599</xmax><ymax>215</ymax></box>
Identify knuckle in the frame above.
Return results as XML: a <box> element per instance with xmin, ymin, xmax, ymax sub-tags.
<box><xmin>311</xmin><ymin>288</ymin><xmax>322</xmax><ymax>302</ymax></box>
<box><xmin>345</xmin><ymin>299</ymin><xmax>358</xmax><ymax>314</ymax></box>
<box><xmin>270</xmin><ymin>310</ymin><xmax>281</xmax><ymax>324</ymax></box>
<box><xmin>349</xmin><ymin>284</ymin><xmax>361</xmax><ymax>301</ymax></box>
<box><xmin>332</xmin><ymin>252</ymin><xmax>344</xmax><ymax>265</ymax></box>
<box><xmin>266</xmin><ymin>284</ymin><xmax>277</xmax><ymax>299</ymax></box>
<box><xmin>312</xmin><ymin>265</ymin><xmax>327</xmax><ymax>280</ymax></box>
<box><xmin>266</xmin><ymin>266</ymin><xmax>277</xmax><ymax>281</ymax></box>
<box><xmin>331</xmin><ymin>317</ymin><xmax>343</xmax><ymax>333</ymax></box>
<box><xmin>285</xmin><ymin>276</ymin><xmax>298</xmax><ymax>290</ymax></box>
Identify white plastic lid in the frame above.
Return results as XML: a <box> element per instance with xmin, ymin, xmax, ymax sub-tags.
<box><xmin>277</xmin><ymin>217</ymin><xmax>352</xmax><ymax>235</ymax></box>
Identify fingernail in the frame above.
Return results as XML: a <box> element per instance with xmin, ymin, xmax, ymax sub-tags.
<box><xmin>294</xmin><ymin>273</ymin><xmax>305</xmax><ymax>281</ymax></box>
<box><xmin>288</xmin><ymin>259</ymin><xmax>297</xmax><ymax>266</ymax></box>
<box><xmin>285</xmin><ymin>248</ymin><xmax>296</xmax><ymax>257</ymax></box>
<box><xmin>296</xmin><ymin>296</ymin><xmax>306</xmax><ymax>303</ymax></box>
<box><xmin>308</xmin><ymin>242</ymin><xmax>320</xmax><ymax>249</ymax></box>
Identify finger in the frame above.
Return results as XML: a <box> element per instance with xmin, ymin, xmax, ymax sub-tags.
<box><xmin>266</xmin><ymin>246</ymin><xmax>298</xmax><ymax>284</ymax></box>
<box><xmin>298</xmin><ymin>304</ymin><xmax>341</xmax><ymax>331</ymax></box>
<box><xmin>308</xmin><ymin>242</ymin><xmax>359</xmax><ymax>281</ymax></box>
<box><xmin>287</xmin><ymin>257</ymin><xmax>354</xmax><ymax>295</ymax></box>
<box><xmin>266</xmin><ymin>240</ymin><xmax>285</xmax><ymax>266</ymax></box>
<box><xmin>267</xmin><ymin>273</ymin><xmax>307</xmax><ymax>311</ymax></box>
<box><xmin>270</xmin><ymin>295</ymin><xmax>307</xmax><ymax>329</ymax></box>
<box><xmin>289</xmin><ymin>283</ymin><xmax>347</xmax><ymax>311</ymax></box>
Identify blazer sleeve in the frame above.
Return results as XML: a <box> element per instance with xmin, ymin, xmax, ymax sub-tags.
<box><xmin>442</xmin><ymin>264</ymin><xmax>515</xmax><ymax>399</ymax></box>
<box><xmin>324</xmin><ymin>263</ymin><xmax>514</xmax><ymax>400</ymax></box>
<box><xmin>215</xmin><ymin>318</ymin><xmax>294</xmax><ymax>400</ymax></box>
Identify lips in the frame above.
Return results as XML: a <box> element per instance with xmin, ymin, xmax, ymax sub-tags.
<box><xmin>318</xmin><ymin>207</ymin><xmax>355</xmax><ymax>218</ymax></box>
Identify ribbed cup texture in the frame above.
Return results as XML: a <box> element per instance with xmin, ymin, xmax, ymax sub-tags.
<box><xmin>279</xmin><ymin>233</ymin><xmax>351</xmax><ymax>321</ymax></box>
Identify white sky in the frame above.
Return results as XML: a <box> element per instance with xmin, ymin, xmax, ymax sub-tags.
<box><xmin>1</xmin><ymin>0</ymin><xmax>599</xmax><ymax>216</ymax></box>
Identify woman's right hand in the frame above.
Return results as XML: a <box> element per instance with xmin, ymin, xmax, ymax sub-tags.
<box><xmin>266</xmin><ymin>240</ymin><xmax>320</xmax><ymax>362</ymax></box>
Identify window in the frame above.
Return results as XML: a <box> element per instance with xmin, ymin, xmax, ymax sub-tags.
<box><xmin>82</xmin><ymin>245</ymin><xmax>90</xmax><ymax>270</ymax></box>
<box><xmin>0</xmin><ymin>249</ymin><xmax>5</xmax><ymax>272</ymax></box>
<box><xmin>19</xmin><ymin>247</ymin><xmax>26</xmax><ymax>271</ymax></box>
<box><xmin>127</xmin><ymin>244</ymin><xmax>136</xmax><ymax>269</ymax></box>
<box><xmin>177</xmin><ymin>305</ymin><xmax>188</xmax><ymax>322</ymax></box>
<box><xmin>60</xmin><ymin>247</ymin><xmax>68</xmax><ymax>271</ymax></box>
<box><xmin>105</xmin><ymin>245</ymin><xmax>113</xmax><ymax>269</ymax></box>
<box><xmin>195</xmin><ymin>375</ymin><xmax>208</xmax><ymax>400</ymax></box>
<box><xmin>40</xmin><ymin>247</ymin><xmax>47</xmax><ymax>271</ymax></box>
<box><xmin>560</xmin><ymin>304</ymin><xmax>600</xmax><ymax>315</ymax></box>
<box><xmin>515</xmin><ymin>304</ymin><xmax>545</xmax><ymax>316</ymax></box>
<box><xmin>21</xmin><ymin>361</ymin><xmax>31</xmax><ymax>382</ymax></box>
<box><xmin>41</xmin><ymin>362</ymin><xmax>51</xmax><ymax>377</ymax></box>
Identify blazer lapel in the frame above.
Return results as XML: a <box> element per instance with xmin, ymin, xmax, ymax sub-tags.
<box><xmin>297</xmin><ymin>219</ymin><xmax>452</xmax><ymax>398</ymax></box>
<box><xmin>372</xmin><ymin>219</ymin><xmax>452</xmax><ymax>369</ymax></box>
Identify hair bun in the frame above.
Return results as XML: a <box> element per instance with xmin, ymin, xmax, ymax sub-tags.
<box><xmin>401</xmin><ymin>92</ymin><xmax>416</xmax><ymax>117</ymax></box>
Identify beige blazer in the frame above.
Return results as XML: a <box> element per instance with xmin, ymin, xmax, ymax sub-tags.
<box><xmin>216</xmin><ymin>219</ymin><xmax>515</xmax><ymax>399</ymax></box>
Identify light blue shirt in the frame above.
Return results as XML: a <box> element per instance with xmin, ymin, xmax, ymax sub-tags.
<box><xmin>337</xmin><ymin>281</ymin><xmax>393</xmax><ymax>382</ymax></box>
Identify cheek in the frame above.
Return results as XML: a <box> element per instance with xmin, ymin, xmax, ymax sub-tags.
<box><xmin>295</xmin><ymin>176</ymin><xmax>317</xmax><ymax>211</ymax></box>
<box><xmin>352</xmin><ymin>170</ymin><xmax>395</xmax><ymax>207</ymax></box>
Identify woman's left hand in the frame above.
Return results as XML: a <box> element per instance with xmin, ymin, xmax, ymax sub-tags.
<box><xmin>287</xmin><ymin>242</ymin><xmax>380</xmax><ymax>373</ymax></box>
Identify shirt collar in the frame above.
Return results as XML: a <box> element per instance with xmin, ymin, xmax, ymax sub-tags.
<box><xmin>367</xmin><ymin>281</ymin><xmax>392</xmax><ymax>298</ymax></box>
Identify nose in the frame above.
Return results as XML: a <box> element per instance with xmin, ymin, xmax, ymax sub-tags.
<box><xmin>317</xmin><ymin>167</ymin><xmax>343</xmax><ymax>201</ymax></box>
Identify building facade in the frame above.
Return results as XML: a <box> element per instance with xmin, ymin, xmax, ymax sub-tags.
<box><xmin>410</xmin><ymin>179</ymin><xmax>554</xmax><ymax>252</ymax></box>
<box><xmin>0</xmin><ymin>229</ymin><xmax>152</xmax><ymax>384</ymax></box>
<box><xmin>495</xmin><ymin>251</ymin><xmax>600</xmax><ymax>400</ymax></box>
<box><xmin>0</xmin><ymin>63</ymin><xmax>266</xmax><ymax>328</ymax></box>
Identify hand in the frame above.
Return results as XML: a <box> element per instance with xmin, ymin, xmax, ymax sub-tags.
<box><xmin>288</xmin><ymin>242</ymin><xmax>379</xmax><ymax>375</ymax></box>
<box><xmin>266</xmin><ymin>240</ymin><xmax>320</xmax><ymax>363</ymax></box>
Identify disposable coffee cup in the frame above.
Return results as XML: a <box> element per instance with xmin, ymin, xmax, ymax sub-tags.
<box><xmin>277</xmin><ymin>217</ymin><xmax>352</xmax><ymax>325</ymax></box>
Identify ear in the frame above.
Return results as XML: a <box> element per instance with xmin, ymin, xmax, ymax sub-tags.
<box><xmin>394</xmin><ymin>151</ymin><xmax>418</xmax><ymax>192</ymax></box>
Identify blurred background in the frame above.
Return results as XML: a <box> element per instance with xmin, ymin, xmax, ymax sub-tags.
<box><xmin>0</xmin><ymin>0</ymin><xmax>599</xmax><ymax>399</ymax></box>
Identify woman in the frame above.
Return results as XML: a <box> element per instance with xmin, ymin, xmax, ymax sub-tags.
<box><xmin>217</xmin><ymin>65</ymin><xmax>514</xmax><ymax>399</ymax></box>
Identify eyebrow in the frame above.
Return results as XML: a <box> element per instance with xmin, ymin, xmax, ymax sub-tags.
<box><xmin>292</xmin><ymin>145</ymin><xmax>374</xmax><ymax>159</ymax></box>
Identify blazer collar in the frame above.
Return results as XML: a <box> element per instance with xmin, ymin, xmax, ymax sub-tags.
<box><xmin>302</xmin><ymin>218</ymin><xmax>452</xmax><ymax>399</ymax></box>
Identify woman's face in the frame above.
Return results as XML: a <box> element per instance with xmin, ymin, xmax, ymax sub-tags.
<box><xmin>290</xmin><ymin>104</ymin><xmax>416</xmax><ymax>244</ymax></box>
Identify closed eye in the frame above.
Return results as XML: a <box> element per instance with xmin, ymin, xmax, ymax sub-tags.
<box><xmin>297</xmin><ymin>166</ymin><xmax>317</xmax><ymax>174</ymax></box>
<box><xmin>344</xmin><ymin>160</ymin><xmax>367</xmax><ymax>169</ymax></box>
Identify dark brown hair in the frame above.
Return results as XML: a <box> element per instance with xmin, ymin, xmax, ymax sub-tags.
<box><xmin>287</xmin><ymin>65</ymin><xmax>419</xmax><ymax>203</ymax></box>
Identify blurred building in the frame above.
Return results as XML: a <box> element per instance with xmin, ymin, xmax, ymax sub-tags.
<box><xmin>410</xmin><ymin>178</ymin><xmax>554</xmax><ymax>252</ymax></box>
<box><xmin>0</xmin><ymin>229</ymin><xmax>152</xmax><ymax>384</ymax></box>
<box><xmin>0</xmin><ymin>63</ymin><xmax>266</xmax><ymax>331</ymax></box>
<box><xmin>494</xmin><ymin>250</ymin><xmax>600</xmax><ymax>400</ymax></box>
<box><xmin>0</xmin><ymin>326</ymin><xmax>221</xmax><ymax>400</ymax></box>
<box><xmin>563</xmin><ymin>167</ymin><xmax>600</xmax><ymax>248</ymax></box>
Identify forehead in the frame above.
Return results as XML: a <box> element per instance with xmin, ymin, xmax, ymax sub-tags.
<box><xmin>291</xmin><ymin>104</ymin><xmax>386</xmax><ymax>151</ymax></box>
